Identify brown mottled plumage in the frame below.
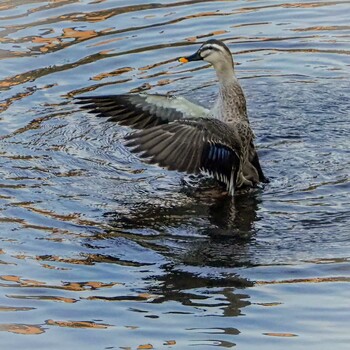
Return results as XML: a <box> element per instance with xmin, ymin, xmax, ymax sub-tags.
<box><xmin>76</xmin><ymin>39</ymin><xmax>268</xmax><ymax>195</ymax></box>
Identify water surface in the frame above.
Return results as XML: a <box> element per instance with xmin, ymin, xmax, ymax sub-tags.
<box><xmin>0</xmin><ymin>0</ymin><xmax>349</xmax><ymax>349</ymax></box>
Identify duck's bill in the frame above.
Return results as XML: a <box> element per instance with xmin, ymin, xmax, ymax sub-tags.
<box><xmin>178</xmin><ymin>57</ymin><xmax>189</xmax><ymax>63</ymax></box>
<box><xmin>178</xmin><ymin>51</ymin><xmax>202</xmax><ymax>63</ymax></box>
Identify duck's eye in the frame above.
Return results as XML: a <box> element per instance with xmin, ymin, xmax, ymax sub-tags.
<box><xmin>200</xmin><ymin>49</ymin><xmax>212</xmax><ymax>58</ymax></box>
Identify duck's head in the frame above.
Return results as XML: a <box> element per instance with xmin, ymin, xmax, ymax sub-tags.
<box><xmin>179</xmin><ymin>39</ymin><xmax>234</xmax><ymax>71</ymax></box>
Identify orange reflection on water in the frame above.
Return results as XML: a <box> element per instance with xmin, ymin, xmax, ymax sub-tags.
<box><xmin>292</xmin><ymin>25</ymin><xmax>350</xmax><ymax>32</ymax></box>
<box><xmin>186</xmin><ymin>30</ymin><xmax>229</xmax><ymax>42</ymax></box>
<box><xmin>0</xmin><ymin>274</ymin><xmax>121</xmax><ymax>291</ymax></box>
<box><xmin>46</xmin><ymin>319</ymin><xmax>112</xmax><ymax>329</ymax></box>
<box><xmin>8</xmin><ymin>295</ymin><xmax>78</xmax><ymax>304</ymax></box>
<box><xmin>263</xmin><ymin>333</ymin><xmax>298</xmax><ymax>337</ymax></box>
<box><xmin>256</xmin><ymin>276</ymin><xmax>350</xmax><ymax>285</ymax></box>
<box><xmin>91</xmin><ymin>67</ymin><xmax>133</xmax><ymax>81</ymax></box>
<box><xmin>0</xmin><ymin>323</ymin><xmax>45</xmax><ymax>335</ymax></box>
<box><xmin>137</xmin><ymin>344</ymin><xmax>154</xmax><ymax>350</ymax></box>
<box><xmin>0</xmin><ymin>306</ymin><xmax>34</xmax><ymax>312</ymax></box>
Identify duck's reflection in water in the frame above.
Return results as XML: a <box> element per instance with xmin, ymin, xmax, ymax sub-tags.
<box><xmin>104</xmin><ymin>182</ymin><xmax>262</xmax><ymax>265</ymax></box>
<box><xmin>145</xmin><ymin>264</ymin><xmax>253</xmax><ymax>317</ymax></box>
<box><xmin>98</xmin><ymin>185</ymin><xmax>262</xmax><ymax>320</ymax></box>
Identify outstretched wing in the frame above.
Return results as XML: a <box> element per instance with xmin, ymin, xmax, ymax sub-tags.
<box><xmin>75</xmin><ymin>93</ymin><xmax>209</xmax><ymax>129</ymax></box>
<box><xmin>125</xmin><ymin>118</ymin><xmax>240</xmax><ymax>194</ymax></box>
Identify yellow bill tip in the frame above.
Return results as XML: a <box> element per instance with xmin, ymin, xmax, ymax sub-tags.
<box><xmin>178</xmin><ymin>57</ymin><xmax>188</xmax><ymax>63</ymax></box>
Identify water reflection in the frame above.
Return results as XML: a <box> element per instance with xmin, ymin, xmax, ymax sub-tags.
<box><xmin>82</xmin><ymin>183</ymin><xmax>260</xmax><ymax>321</ymax></box>
<box><xmin>103</xmin><ymin>184</ymin><xmax>262</xmax><ymax>268</ymax></box>
<box><xmin>147</xmin><ymin>265</ymin><xmax>252</xmax><ymax>313</ymax></box>
<box><xmin>1</xmin><ymin>0</ymin><xmax>350</xmax><ymax>348</ymax></box>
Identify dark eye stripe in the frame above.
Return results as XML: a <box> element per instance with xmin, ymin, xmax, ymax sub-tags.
<box><xmin>200</xmin><ymin>45</ymin><xmax>221</xmax><ymax>53</ymax></box>
<box><xmin>200</xmin><ymin>40</ymin><xmax>232</xmax><ymax>57</ymax></box>
<box><xmin>200</xmin><ymin>49</ymin><xmax>212</xmax><ymax>58</ymax></box>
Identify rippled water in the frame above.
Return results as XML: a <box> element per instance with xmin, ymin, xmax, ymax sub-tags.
<box><xmin>0</xmin><ymin>0</ymin><xmax>350</xmax><ymax>349</ymax></box>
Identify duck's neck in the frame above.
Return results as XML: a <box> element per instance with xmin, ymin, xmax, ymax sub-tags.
<box><xmin>214</xmin><ymin>61</ymin><xmax>236</xmax><ymax>85</ymax></box>
<box><xmin>212</xmin><ymin>62</ymin><xmax>248</xmax><ymax>122</ymax></box>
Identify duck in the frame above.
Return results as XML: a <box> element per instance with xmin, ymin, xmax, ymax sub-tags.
<box><xmin>76</xmin><ymin>39</ymin><xmax>268</xmax><ymax>195</ymax></box>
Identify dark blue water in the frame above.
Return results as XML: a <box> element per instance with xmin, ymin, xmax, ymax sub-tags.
<box><xmin>0</xmin><ymin>1</ymin><xmax>349</xmax><ymax>349</ymax></box>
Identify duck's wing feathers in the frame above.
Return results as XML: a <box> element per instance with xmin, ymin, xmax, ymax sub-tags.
<box><xmin>126</xmin><ymin>118</ymin><xmax>240</xmax><ymax>194</ymax></box>
<box><xmin>75</xmin><ymin>94</ymin><xmax>209</xmax><ymax>129</ymax></box>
